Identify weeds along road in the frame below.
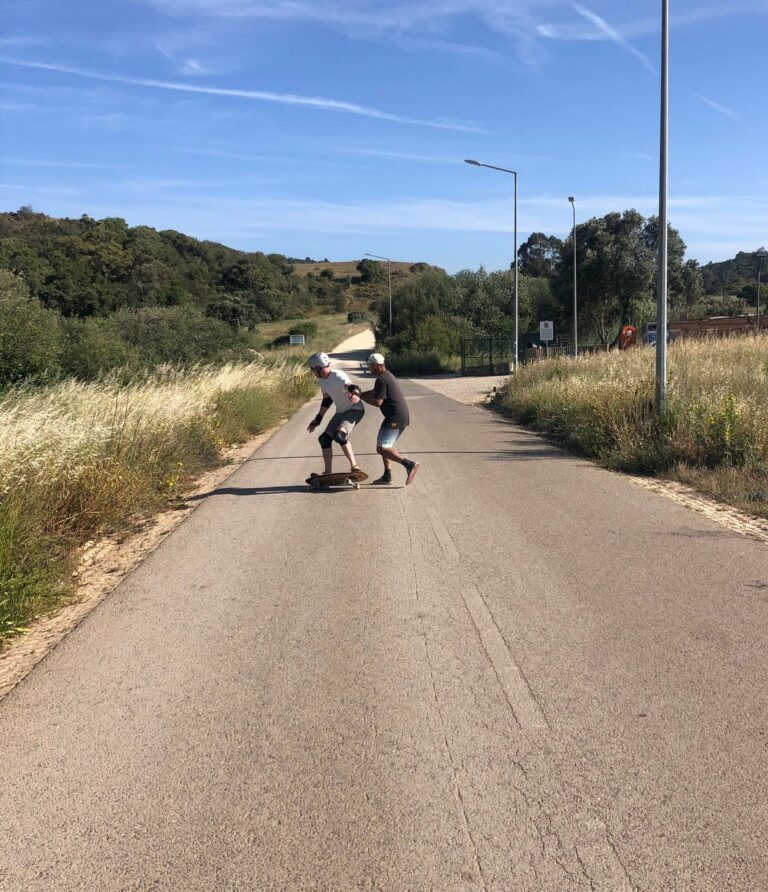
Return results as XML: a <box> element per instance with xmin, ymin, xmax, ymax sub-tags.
<box><xmin>1</xmin><ymin>330</ymin><xmax>767</xmax><ymax>891</ymax></box>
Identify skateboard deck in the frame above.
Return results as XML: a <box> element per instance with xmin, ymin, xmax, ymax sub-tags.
<box><xmin>306</xmin><ymin>469</ymin><xmax>368</xmax><ymax>490</ymax></box>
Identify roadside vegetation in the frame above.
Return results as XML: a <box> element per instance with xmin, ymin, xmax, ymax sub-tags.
<box><xmin>0</xmin><ymin>358</ymin><xmax>315</xmax><ymax>646</ymax></box>
<box><xmin>0</xmin><ymin>209</ymin><xmax>390</xmax><ymax>645</ymax></box>
<box><xmin>492</xmin><ymin>336</ymin><xmax>768</xmax><ymax>518</ymax></box>
<box><xmin>373</xmin><ymin>210</ymin><xmax>764</xmax><ymax>374</ymax></box>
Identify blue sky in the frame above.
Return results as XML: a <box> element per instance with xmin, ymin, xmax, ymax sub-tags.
<box><xmin>1</xmin><ymin>0</ymin><xmax>767</xmax><ymax>272</ymax></box>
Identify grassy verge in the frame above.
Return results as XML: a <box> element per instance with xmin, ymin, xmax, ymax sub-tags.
<box><xmin>256</xmin><ymin>314</ymin><xmax>368</xmax><ymax>354</ymax></box>
<box><xmin>0</xmin><ymin>359</ymin><xmax>315</xmax><ymax>647</ymax></box>
<box><xmin>492</xmin><ymin>336</ymin><xmax>768</xmax><ymax>518</ymax></box>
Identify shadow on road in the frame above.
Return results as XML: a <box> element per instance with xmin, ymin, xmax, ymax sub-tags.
<box><xmin>188</xmin><ymin>484</ymin><xmax>373</xmax><ymax>500</ymax></box>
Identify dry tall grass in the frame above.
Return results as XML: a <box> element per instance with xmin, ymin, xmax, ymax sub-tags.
<box><xmin>0</xmin><ymin>359</ymin><xmax>314</xmax><ymax>643</ymax></box>
<box><xmin>495</xmin><ymin>335</ymin><xmax>768</xmax><ymax>515</ymax></box>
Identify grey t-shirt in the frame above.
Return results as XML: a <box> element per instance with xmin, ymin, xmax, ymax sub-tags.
<box><xmin>373</xmin><ymin>370</ymin><xmax>410</xmax><ymax>428</ymax></box>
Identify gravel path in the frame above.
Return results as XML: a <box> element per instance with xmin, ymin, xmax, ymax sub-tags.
<box><xmin>407</xmin><ymin>373</ymin><xmax>510</xmax><ymax>405</ymax></box>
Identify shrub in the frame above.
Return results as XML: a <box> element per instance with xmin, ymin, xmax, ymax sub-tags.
<box><xmin>0</xmin><ymin>270</ymin><xmax>62</xmax><ymax>387</ymax></box>
<box><xmin>60</xmin><ymin>317</ymin><xmax>141</xmax><ymax>380</ymax></box>
<box><xmin>289</xmin><ymin>321</ymin><xmax>319</xmax><ymax>338</ymax></box>
<box><xmin>388</xmin><ymin>351</ymin><xmax>460</xmax><ymax>376</ymax></box>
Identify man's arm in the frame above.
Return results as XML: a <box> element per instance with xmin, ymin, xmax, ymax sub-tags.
<box><xmin>307</xmin><ymin>395</ymin><xmax>333</xmax><ymax>432</ymax></box>
<box><xmin>360</xmin><ymin>389</ymin><xmax>383</xmax><ymax>407</ymax></box>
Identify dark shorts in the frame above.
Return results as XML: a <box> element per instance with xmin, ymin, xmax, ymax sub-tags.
<box><xmin>377</xmin><ymin>421</ymin><xmax>407</xmax><ymax>448</ymax></box>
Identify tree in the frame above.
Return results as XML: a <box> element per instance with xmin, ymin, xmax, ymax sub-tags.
<box><xmin>356</xmin><ymin>258</ymin><xmax>386</xmax><ymax>284</ymax></box>
<box><xmin>554</xmin><ymin>209</ymin><xmax>686</xmax><ymax>343</ymax></box>
<box><xmin>679</xmin><ymin>259</ymin><xmax>704</xmax><ymax>308</ymax></box>
<box><xmin>518</xmin><ymin>233</ymin><xmax>563</xmax><ymax>279</ymax></box>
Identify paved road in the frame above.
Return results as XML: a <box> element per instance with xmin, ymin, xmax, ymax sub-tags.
<box><xmin>1</xmin><ymin>333</ymin><xmax>767</xmax><ymax>891</ymax></box>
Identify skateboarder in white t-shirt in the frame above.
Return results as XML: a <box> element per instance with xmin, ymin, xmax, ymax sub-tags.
<box><xmin>306</xmin><ymin>352</ymin><xmax>365</xmax><ymax>475</ymax></box>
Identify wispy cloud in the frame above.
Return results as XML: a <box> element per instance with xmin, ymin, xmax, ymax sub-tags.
<box><xmin>0</xmin><ymin>156</ymin><xmax>114</xmax><ymax>168</ymax></box>
<box><xmin>539</xmin><ymin>3</ymin><xmax>766</xmax><ymax>41</ymax></box>
<box><xmin>139</xmin><ymin>0</ymin><xmax>548</xmax><ymax>65</ymax></box>
<box><xmin>696</xmin><ymin>94</ymin><xmax>740</xmax><ymax>122</ymax></box>
<box><xmin>0</xmin><ymin>57</ymin><xmax>485</xmax><ymax>132</ymax></box>
<box><xmin>571</xmin><ymin>4</ymin><xmax>656</xmax><ymax>74</ymax></box>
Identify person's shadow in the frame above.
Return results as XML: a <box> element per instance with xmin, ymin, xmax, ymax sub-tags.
<box><xmin>188</xmin><ymin>484</ymin><xmax>356</xmax><ymax>500</ymax></box>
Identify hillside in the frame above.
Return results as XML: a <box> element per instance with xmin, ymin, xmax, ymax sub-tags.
<box><xmin>291</xmin><ymin>259</ymin><xmax>440</xmax><ymax>313</ymax></box>
<box><xmin>701</xmin><ymin>249</ymin><xmax>766</xmax><ymax>297</ymax></box>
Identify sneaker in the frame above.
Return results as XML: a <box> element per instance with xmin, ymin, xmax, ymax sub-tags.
<box><xmin>404</xmin><ymin>460</ymin><xmax>420</xmax><ymax>486</ymax></box>
<box><xmin>372</xmin><ymin>474</ymin><xmax>393</xmax><ymax>486</ymax></box>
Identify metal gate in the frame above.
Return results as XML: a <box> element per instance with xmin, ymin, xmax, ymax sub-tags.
<box><xmin>460</xmin><ymin>337</ymin><xmax>514</xmax><ymax>376</ymax></box>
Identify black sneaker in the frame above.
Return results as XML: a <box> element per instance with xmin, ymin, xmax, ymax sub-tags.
<box><xmin>372</xmin><ymin>473</ymin><xmax>393</xmax><ymax>485</ymax></box>
<box><xmin>404</xmin><ymin>460</ymin><xmax>420</xmax><ymax>486</ymax></box>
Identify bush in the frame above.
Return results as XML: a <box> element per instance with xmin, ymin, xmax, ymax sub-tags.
<box><xmin>388</xmin><ymin>351</ymin><xmax>460</xmax><ymax>376</ymax></box>
<box><xmin>60</xmin><ymin>317</ymin><xmax>141</xmax><ymax>380</ymax></box>
<box><xmin>110</xmin><ymin>306</ymin><xmax>253</xmax><ymax>365</ymax></box>
<box><xmin>0</xmin><ymin>270</ymin><xmax>62</xmax><ymax>387</ymax></box>
<box><xmin>289</xmin><ymin>321</ymin><xmax>319</xmax><ymax>338</ymax></box>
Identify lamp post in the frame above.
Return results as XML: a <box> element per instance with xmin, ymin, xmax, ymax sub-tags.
<box><xmin>464</xmin><ymin>159</ymin><xmax>519</xmax><ymax>371</ymax></box>
<box><xmin>365</xmin><ymin>252</ymin><xmax>392</xmax><ymax>335</ymax></box>
<box><xmin>655</xmin><ymin>0</ymin><xmax>669</xmax><ymax>413</ymax></box>
<box><xmin>568</xmin><ymin>196</ymin><xmax>578</xmax><ymax>357</ymax></box>
<box><xmin>757</xmin><ymin>249</ymin><xmax>766</xmax><ymax>333</ymax></box>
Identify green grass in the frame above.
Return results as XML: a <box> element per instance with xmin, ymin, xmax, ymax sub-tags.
<box><xmin>493</xmin><ymin>336</ymin><xmax>768</xmax><ymax>517</ymax></box>
<box><xmin>387</xmin><ymin>351</ymin><xmax>461</xmax><ymax>376</ymax></box>
<box><xmin>255</xmin><ymin>313</ymin><xmax>369</xmax><ymax>354</ymax></box>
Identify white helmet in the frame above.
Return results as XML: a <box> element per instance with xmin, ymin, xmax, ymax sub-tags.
<box><xmin>308</xmin><ymin>352</ymin><xmax>331</xmax><ymax>369</ymax></box>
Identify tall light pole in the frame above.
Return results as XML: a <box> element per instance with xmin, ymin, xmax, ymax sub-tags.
<box><xmin>757</xmin><ymin>249</ymin><xmax>766</xmax><ymax>333</ymax></box>
<box><xmin>365</xmin><ymin>252</ymin><xmax>392</xmax><ymax>335</ymax></box>
<box><xmin>568</xmin><ymin>196</ymin><xmax>578</xmax><ymax>357</ymax></box>
<box><xmin>655</xmin><ymin>0</ymin><xmax>670</xmax><ymax>413</ymax></box>
<box><xmin>465</xmin><ymin>159</ymin><xmax>519</xmax><ymax>370</ymax></box>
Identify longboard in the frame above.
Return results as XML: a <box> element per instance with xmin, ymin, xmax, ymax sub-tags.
<box><xmin>306</xmin><ymin>469</ymin><xmax>368</xmax><ymax>490</ymax></box>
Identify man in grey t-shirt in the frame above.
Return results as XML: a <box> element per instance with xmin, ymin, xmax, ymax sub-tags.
<box><xmin>360</xmin><ymin>353</ymin><xmax>420</xmax><ymax>486</ymax></box>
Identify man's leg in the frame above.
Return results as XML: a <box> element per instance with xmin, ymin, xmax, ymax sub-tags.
<box><xmin>322</xmin><ymin>446</ymin><xmax>333</xmax><ymax>475</ymax></box>
<box><xmin>333</xmin><ymin>425</ymin><xmax>360</xmax><ymax>471</ymax></box>
<box><xmin>318</xmin><ymin>429</ymin><xmax>334</xmax><ymax>474</ymax></box>
<box><xmin>375</xmin><ymin>428</ymin><xmax>420</xmax><ymax>485</ymax></box>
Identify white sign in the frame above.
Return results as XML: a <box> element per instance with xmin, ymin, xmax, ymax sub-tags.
<box><xmin>289</xmin><ymin>334</ymin><xmax>306</xmax><ymax>346</ymax></box>
<box><xmin>539</xmin><ymin>321</ymin><xmax>554</xmax><ymax>342</ymax></box>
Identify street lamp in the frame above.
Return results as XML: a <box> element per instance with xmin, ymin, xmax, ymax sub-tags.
<box><xmin>568</xmin><ymin>196</ymin><xmax>578</xmax><ymax>357</ymax></box>
<box><xmin>757</xmin><ymin>249</ymin><xmax>766</xmax><ymax>333</ymax></box>
<box><xmin>655</xmin><ymin>0</ymin><xmax>669</xmax><ymax>413</ymax></box>
<box><xmin>464</xmin><ymin>159</ymin><xmax>519</xmax><ymax>371</ymax></box>
<box><xmin>365</xmin><ymin>252</ymin><xmax>392</xmax><ymax>335</ymax></box>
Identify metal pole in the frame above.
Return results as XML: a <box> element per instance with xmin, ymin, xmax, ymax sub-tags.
<box><xmin>464</xmin><ymin>160</ymin><xmax>519</xmax><ymax>371</ymax></box>
<box><xmin>655</xmin><ymin>0</ymin><xmax>669</xmax><ymax>413</ymax></box>
<box><xmin>365</xmin><ymin>252</ymin><xmax>393</xmax><ymax>335</ymax></box>
<box><xmin>514</xmin><ymin>171</ymin><xmax>519</xmax><ymax>371</ymax></box>
<box><xmin>569</xmin><ymin>196</ymin><xmax>578</xmax><ymax>356</ymax></box>
<box><xmin>757</xmin><ymin>252</ymin><xmax>764</xmax><ymax>333</ymax></box>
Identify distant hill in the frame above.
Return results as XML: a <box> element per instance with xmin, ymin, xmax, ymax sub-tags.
<box><xmin>0</xmin><ymin>207</ymin><xmax>437</xmax><ymax>322</ymax></box>
<box><xmin>701</xmin><ymin>249</ymin><xmax>766</xmax><ymax>297</ymax></box>
<box><xmin>291</xmin><ymin>260</ymin><xmax>441</xmax><ymax>312</ymax></box>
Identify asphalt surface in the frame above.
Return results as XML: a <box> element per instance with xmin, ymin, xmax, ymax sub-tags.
<box><xmin>1</xmin><ymin>332</ymin><xmax>767</xmax><ymax>891</ymax></box>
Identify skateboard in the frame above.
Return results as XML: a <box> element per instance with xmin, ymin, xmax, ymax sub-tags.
<box><xmin>306</xmin><ymin>469</ymin><xmax>369</xmax><ymax>490</ymax></box>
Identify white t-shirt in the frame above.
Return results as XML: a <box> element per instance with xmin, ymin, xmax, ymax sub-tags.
<box><xmin>320</xmin><ymin>368</ymin><xmax>364</xmax><ymax>413</ymax></box>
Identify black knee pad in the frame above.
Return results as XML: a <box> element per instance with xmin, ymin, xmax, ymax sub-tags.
<box><xmin>332</xmin><ymin>428</ymin><xmax>348</xmax><ymax>447</ymax></box>
<box><xmin>318</xmin><ymin>432</ymin><xmax>333</xmax><ymax>449</ymax></box>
